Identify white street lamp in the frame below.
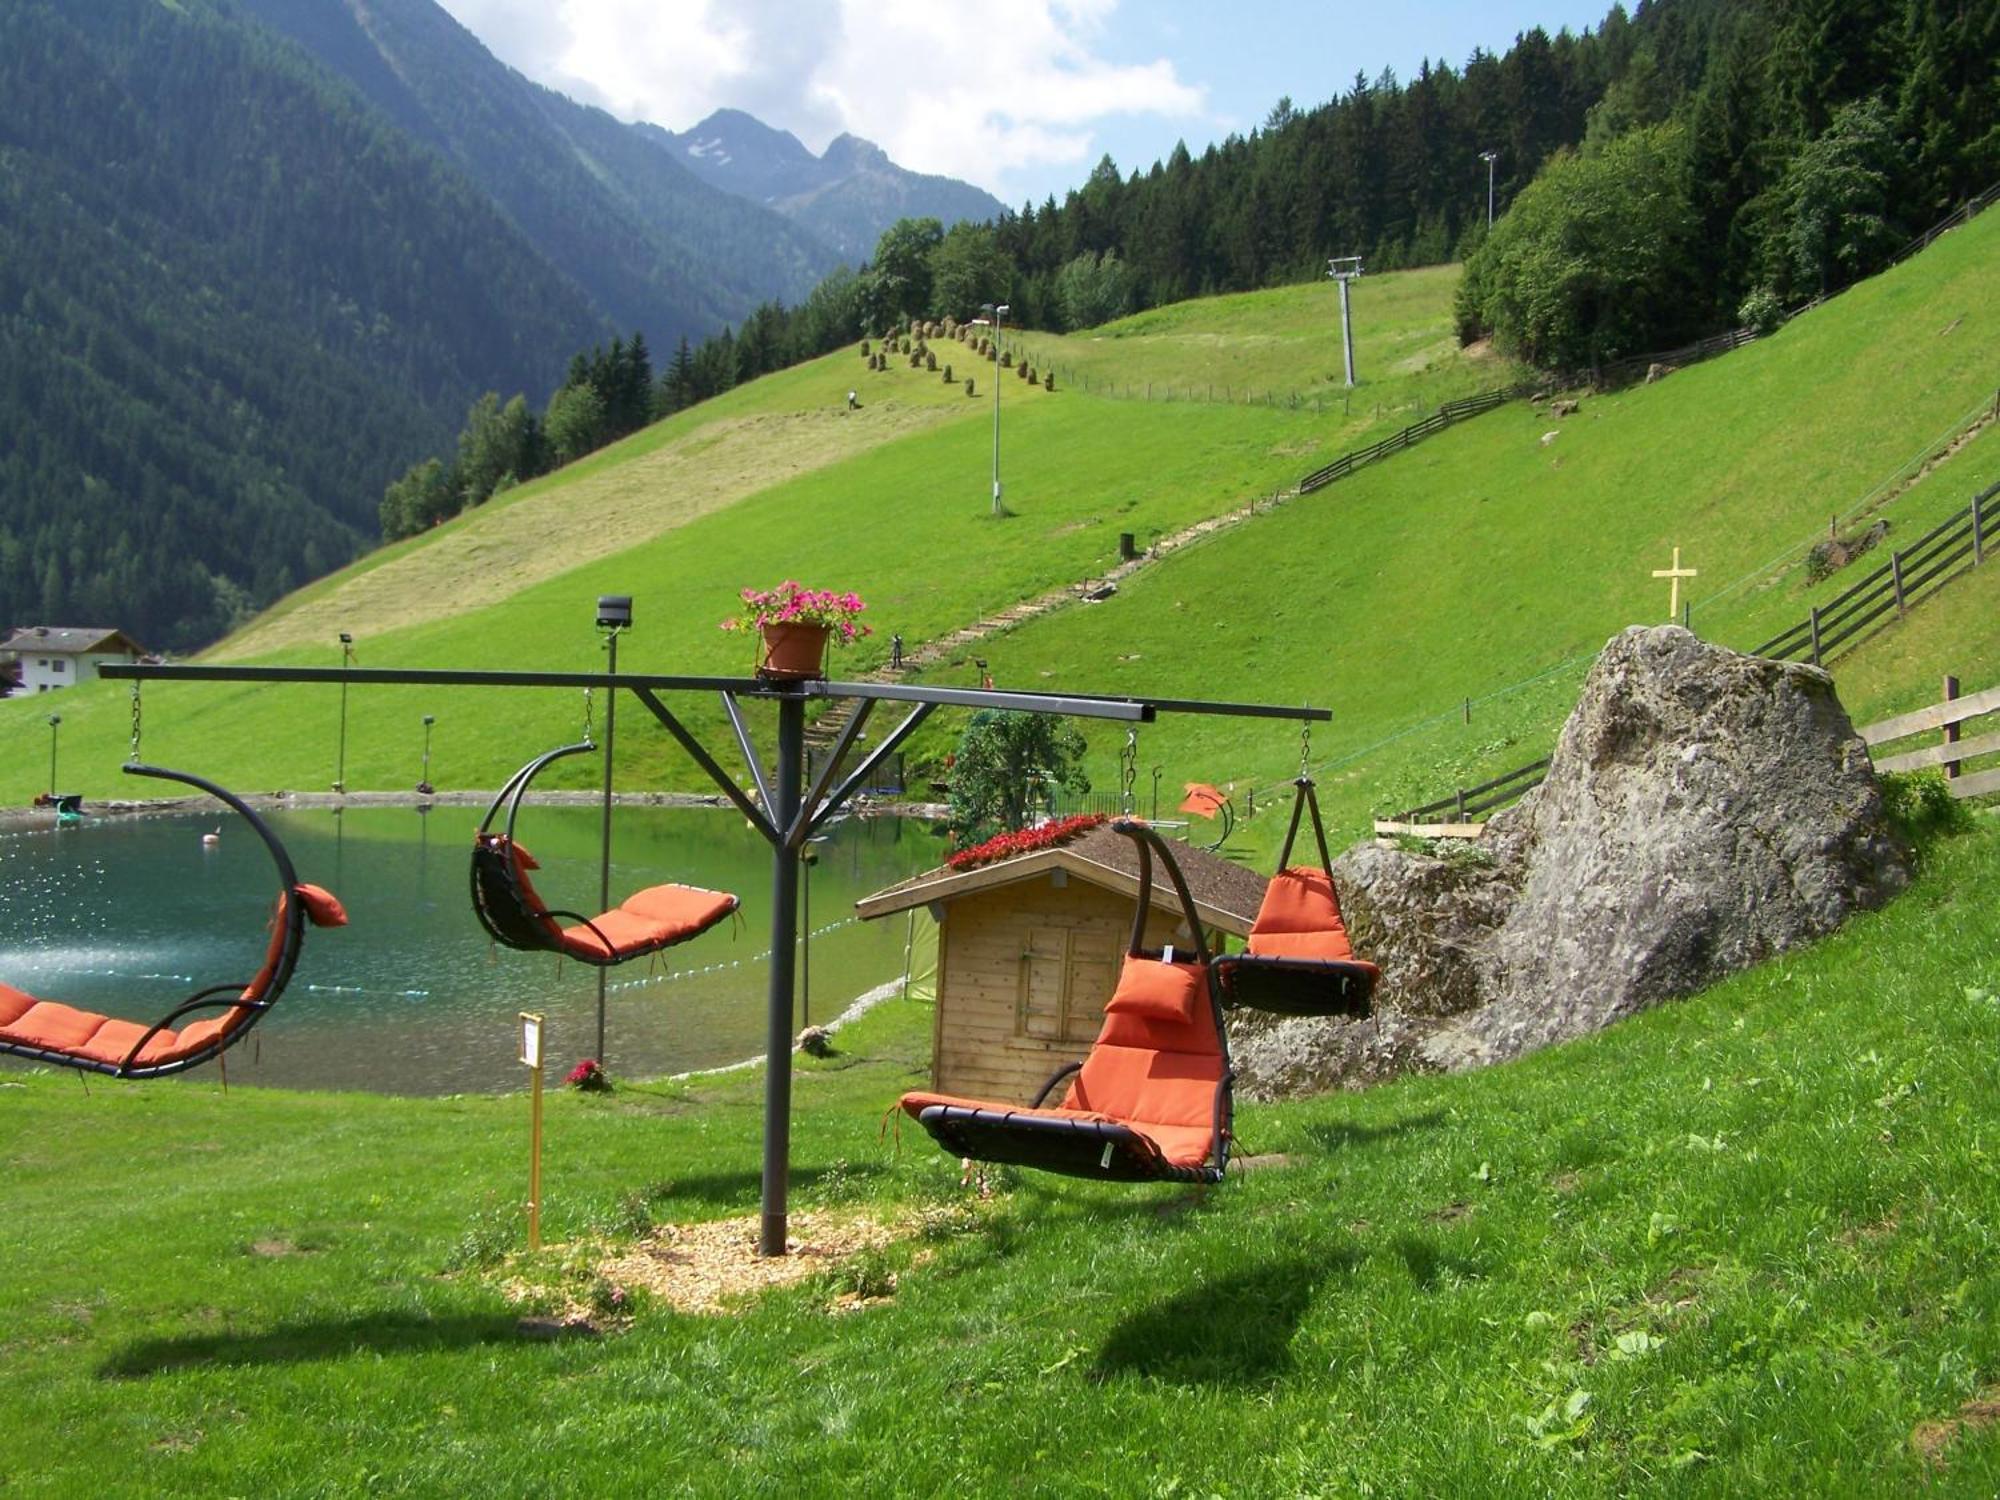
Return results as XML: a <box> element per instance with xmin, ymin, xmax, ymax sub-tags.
<box><xmin>1479</xmin><ymin>150</ymin><xmax>1498</xmax><ymax>227</ymax></box>
<box><xmin>981</xmin><ymin>302</ymin><xmax>1010</xmax><ymax>515</ymax></box>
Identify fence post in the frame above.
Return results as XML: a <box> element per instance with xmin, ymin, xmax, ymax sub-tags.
<box><xmin>1809</xmin><ymin>606</ymin><xmax>1822</xmax><ymax>666</ymax></box>
<box><xmin>1454</xmin><ymin>787</ymin><xmax>1467</xmax><ymax>822</ymax></box>
<box><xmin>1891</xmin><ymin>550</ymin><xmax>1906</xmax><ymax>615</ymax></box>
<box><xmin>1975</xmin><ymin>489</ymin><xmax>1986</xmax><ymax>566</ymax></box>
<box><xmin>1943</xmin><ymin>674</ymin><xmax>1961</xmax><ymax>781</ymax></box>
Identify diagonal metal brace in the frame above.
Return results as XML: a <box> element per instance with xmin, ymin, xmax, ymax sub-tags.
<box><xmin>804</xmin><ymin>700</ymin><xmax>936</xmax><ymax>843</ymax></box>
<box><xmin>631</xmin><ymin>687</ymin><xmax>776</xmax><ymax>843</ymax></box>
<box><xmin>721</xmin><ymin>692</ymin><xmax>776</xmax><ymax>823</ymax></box>
<box><xmin>785</xmin><ymin>699</ymin><xmax>875</xmax><ymax>850</ymax></box>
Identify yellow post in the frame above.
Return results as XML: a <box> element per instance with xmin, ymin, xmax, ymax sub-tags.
<box><xmin>520</xmin><ymin>1012</ymin><xmax>544</xmax><ymax>1252</ymax></box>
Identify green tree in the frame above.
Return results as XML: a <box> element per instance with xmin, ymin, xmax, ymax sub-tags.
<box><xmin>1769</xmin><ymin>94</ymin><xmax>1907</xmax><ymax>297</ymax></box>
<box><xmin>543</xmin><ymin>380</ymin><xmax>606</xmax><ymax>467</ymax></box>
<box><xmin>927</xmin><ymin>222</ymin><xmax>1008</xmax><ymax>321</ymax></box>
<box><xmin>1457</xmin><ymin>122</ymin><xmax>1700</xmax><ymax>369</ymax></box>
<box><xmin>455</xmin><ymin>392</ymin><xmax>538</xmax><ymax>508</ymax></box>
<box><xmin>378</xmin><ymin>457</ymin><xmax>457</xmax><ymax>540</ymax></box>
<box><xmin>947</xmin><ymin>711</ymin><xmax>1090</xmax><ymax>843</ymax></box>
<box><xmin>861</xmin><ymin>217</ymin><xmax>942</xmax><ymax>329</ymax></box>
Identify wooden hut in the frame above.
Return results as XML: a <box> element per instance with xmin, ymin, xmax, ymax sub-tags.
<box><xmin>855</xmin><ymin>822</ymin><xmax>1264</xmax><ymax>1101</ymax></box>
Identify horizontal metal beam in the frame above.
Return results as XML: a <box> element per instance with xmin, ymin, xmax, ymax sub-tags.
<box><xmin>100</xmin><ymin>663</ymin><xmax>778</xmax><ymax>693</ymax></box>
<box><xmin>814</xmin><ymin>679</ymin><xmax>1155</xmax><ymax>721</ymax></box>
<box><xmin>104</xmin><ymin>662</ymin><xmax>1325</xmax><ymax>723</ymax></box>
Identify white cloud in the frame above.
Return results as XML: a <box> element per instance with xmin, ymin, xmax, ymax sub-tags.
<box><xmin>436</xmin><ymin>0</ymin><xmax>1206</xmax><ymax>201</ymax></box>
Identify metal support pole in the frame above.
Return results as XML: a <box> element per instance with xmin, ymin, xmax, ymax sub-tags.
<box><xmin>1338</xmin><ymin>277</ymin><xmax>1355</xmax><ymax>388</ymax></box>
<box><xmin>333</xmin><ymin>634</ymin><xmax>353</xmax><ymax>793</ymax></box>
<box><xmin>596</xmin><ymin>629</ymin><xmax>619</xmax><ymax>1067</ymax></box>
<box><xmin>760</xmin><ymin>693</ymin><xmax>806</xmax><ymax>1257</ymax></box>
<box><xmin>47</xmin><ymin>715</ymin><xmax>60</xmax><ymax>797</ymax></box>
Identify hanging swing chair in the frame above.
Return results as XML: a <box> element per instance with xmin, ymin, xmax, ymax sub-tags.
<box><xmin>471</xmin><ymin>738</ymin><xmax>739</xmax><ymax>967</ymax></box>
<box><xmin>1211</xmin><ymin>777</ymin><xmax>1379</xmax><ymax>1018</ymax></box>
<box><xmin>0</xmin><ymin>762</ymin><xmax>348</xmax><ymax>1079</ymax></box>
<box><xmin>898</xmin><ymin>818</ymin><xmax>1234</xmax><ymax>1184</ymax></box>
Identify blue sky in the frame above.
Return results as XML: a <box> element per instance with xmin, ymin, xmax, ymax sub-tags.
<box><xmin>437</xmin><ymin>0</ymin><xmax>1619</xmax><ymax>206</ymax></box>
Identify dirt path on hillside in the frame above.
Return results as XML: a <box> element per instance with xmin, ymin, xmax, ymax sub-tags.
<box><xmin>217</xmin><ymin>401</ymin><xmax>964</xmax><ymax>660</ymax></box>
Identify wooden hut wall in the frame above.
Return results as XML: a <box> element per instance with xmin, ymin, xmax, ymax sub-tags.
<box><xmin>931</xmin><ymin>873</ymin><xmax>1190</xmax><ymax>1099</ymax></box>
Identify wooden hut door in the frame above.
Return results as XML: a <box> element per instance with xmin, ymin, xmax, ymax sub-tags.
<box><xmin>1017</xmin><ymin>927</ymin><xmax>1122</xmax><ymax>1045</ymax></box>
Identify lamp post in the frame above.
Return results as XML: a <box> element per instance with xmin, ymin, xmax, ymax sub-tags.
<box><xmin>594</xmin><ymin>594</ymin><xmax>632</xmax><ymax>1067</ymax></box>
<box><xmin>46</xmin><ymin>713</ymin><xmax>60</xmax><ymax>797</ymax></box>
<box><xmin>1479</xmin><ymin>150</ymin><xmax>1498</xmax><ymax>227</ymax></box>
<box><xmin>417</xmin><ymin>714</ymin><xmax>435</xmax><ymax>795</ymax></box>
<box><xmin>1327</xmin><ymin>257</ymin><xmax>1363</xmax><ymax>387</ymax></box>
<box><xmin>980</xmin><ymin>302</ymin><xmax>1009</xmax><ymax>516</ymax></box>
<box><xmin>333</xmin><ymin>632</ymin><xmax>354</xmax><ymax>793</ymax></box>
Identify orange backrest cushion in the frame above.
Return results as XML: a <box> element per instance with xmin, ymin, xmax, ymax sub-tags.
<box><xmin>1247</xmin><ymin>866</ymin><xmax>1353</xmax><ymax>959</ymax></box>
<box><xmin>1103</xmin><ymin>957</ymin><xmax>1201</xmax><ymax>1025</ymax></box>
<box><xmin>296</xmin><ymin>883</ymin><xmax>348</xmax><ymax>928</ymax></box>
<box><xmin>0</xmin><ymin>981</ymin><xmax>37</xmax><ymax>1028</ymax></box>
<box><xmin>1062</xmin><ymin>957</ymin><xmax>1222</xmax><ymax>1155</ymax></box>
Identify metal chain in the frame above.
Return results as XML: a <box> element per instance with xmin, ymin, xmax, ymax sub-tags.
<box><xmin>581</xmin><ymin>686</ymin><xmax>595</xmax><ymax>746</ymax></box>
<box><xmin>128</xmin><ymin>683</ymin><xmax>142</xmax><ymax>763</ymax></box>
<box><xmin>1299</xmin><ymin>721</ymin><xmax>1312</xmax><ymax>780</ymax></box>
<box><xmin>1120</xmin><ymin>725</ymin><xmax>1138</xmax><ymax>815</ymax></box>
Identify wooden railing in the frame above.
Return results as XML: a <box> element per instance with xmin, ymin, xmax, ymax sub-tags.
<box><xmin>1373</xmin><ymin>757</ymin><xmax>1551</xmax><ymax>838</ymax></box>
<box><xmin>1860</xmin><ymin>677</ymin><xmax>2000</xmax><ymax>800</ymax></box>
<box><xmin>1752</xmin><ymin>482</ymin><xmax>1994</xmax><ymax>664</ymax></box>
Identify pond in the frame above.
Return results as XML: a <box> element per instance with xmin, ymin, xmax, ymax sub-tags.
<box><xmin>0</xmin><ymin>805</ymin><xmax>940</xmax><ymax>1095</ymax></box>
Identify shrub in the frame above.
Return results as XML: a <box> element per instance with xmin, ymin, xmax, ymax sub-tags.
<box><xmin>1044</xmin><ymin>371</ymin><xmax>1055</xmax><ymax>391</ymax></box>
<box><xmin>1738</xmin><ymin>286</ymin><xmax>1785</xmax><ymax>335</ymax></box>
<box><xmin>926</xmin><ymin>351</ymin><xmax>937</xmax><ymax>371</ymax></box>
<box><xmin>1879</xmin><ymin>769</ymin><xmax>1973</xmax><ymax>852</ymax></box>
<box><xmin>942</xmin><ymin>363</ymin><xmax>953</xmax><ymax>382</ymax></box>
<box><xmin>965</xmin><ymin>377</ymin><xmax>975</xmax><ymax>396</ymax></box>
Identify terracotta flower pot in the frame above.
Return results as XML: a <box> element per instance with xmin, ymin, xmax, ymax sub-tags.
<box><xmin>757</xmin><ymin>622</ymin><xmax>831</xmax><ymax>680</ymax></box>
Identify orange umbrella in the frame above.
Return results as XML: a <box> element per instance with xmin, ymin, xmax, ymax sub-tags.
<box><xmin>1179</xmin><ymin>782</ymin><xmax>1229</xmax><ymax>819</ymax></box>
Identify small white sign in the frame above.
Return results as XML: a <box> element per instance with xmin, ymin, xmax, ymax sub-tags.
<box><xmin>519</xmin><ymin>1012</ymin><xmax>543</xmax><ymax>1069</ymax></box>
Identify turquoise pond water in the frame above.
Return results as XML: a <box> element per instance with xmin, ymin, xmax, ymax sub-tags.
<box><xmin>0</xmin><ymin>806</ymin><xmax>939</xmax><ymax>1095</ymax></box>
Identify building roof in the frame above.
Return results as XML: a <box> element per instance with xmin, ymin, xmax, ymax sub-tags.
<box><xmin>855</xmin><ymin>821</ymin><xmax>1268</xmax><ymax>938</ymax></box>
<box><xmin>0</xmin><ymin>626</ymin><xmax>147</xmax><ymax>657</ymax></box>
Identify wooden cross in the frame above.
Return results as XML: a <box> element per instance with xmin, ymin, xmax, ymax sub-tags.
<box><xmin>1652</xmin><ymin>546</ymin><xmax>1697</xmax><ymax>622</ymax></box>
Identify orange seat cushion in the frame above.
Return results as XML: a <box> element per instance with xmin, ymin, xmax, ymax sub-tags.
<box><xmin>557</xmin><ymin>884</ymin><xmax>737</xmax><ymax>961</ymax></box>
<box><xmin>1246</xmin><ymin>866</ymin><xmax>1354</xmax><ymax>960</ymax></box>
<box><xmin>899</xmin><ymin>955</ymin><xmax>1224</xmax><ymax>1170</ymax></box>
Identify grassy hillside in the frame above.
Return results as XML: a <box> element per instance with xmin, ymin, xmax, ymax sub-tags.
<box><xmin>907</xmin><ymin>207</ymin><xmax>2000</xmax><ymax>844</ymax></box>
<box><xmin>3</xmin><ymin>814</ymin><xmax>1996</xmax><ymax>1494</ymax></box>
<box><xmin>2</xmin><ymin>217</ymin><xmax>1994</xmax><ymax>837</ymax></box>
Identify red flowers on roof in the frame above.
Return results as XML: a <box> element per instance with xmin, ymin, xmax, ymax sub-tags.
<box><xmin>946</xmin><ymin>814</ymin><xmax>1106</xmax><ymax>871</ymax></box>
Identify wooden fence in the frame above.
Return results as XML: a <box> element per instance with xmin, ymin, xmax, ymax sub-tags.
<box><xmin>1299</xmin><ymin>385</ymin><xmax>1528</xmax><ymax>493</ymax></box>
<box><xmin>1752</xmin><ymin>481</ymin><xmax>1994</xmax><ymax>665</ymax></box>
<box><xmin>1373</xmin><ymin>757</ymin><xmax>1551</xmax><ymax>838</ymax></box>
<box><xmin>1859</xmin><ymin>677</ymin><xmax>2000</xmax><ymax>801</ymax></box>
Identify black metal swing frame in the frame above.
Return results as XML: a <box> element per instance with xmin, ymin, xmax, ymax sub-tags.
<box><xmin>1211</xmin><ymin>776</ymin><xmax>1379</xmax><ymax>1018</ymax></box>
<box><xmin>0</xmin><ymin>762</ymin><xmax>323</xmax><ymax>1079</ymax></box>
<box><xmin>103</xmin><ymin>657</ymin><xmax>1326</xmax><ymax>1252</ymax></box>
<box><xmin>911</xmin><ymin>818</ymin><xmax>1234</xmax><ymax>1184</ymax></box>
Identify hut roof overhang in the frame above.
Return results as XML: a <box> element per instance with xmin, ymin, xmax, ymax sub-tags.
<box><xmin>855</xmin><ymin>822</ymin><xmax>1264</xmax><ymax>938</ymax></box>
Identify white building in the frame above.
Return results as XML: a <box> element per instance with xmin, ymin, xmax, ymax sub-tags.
<box><xmin>0</xmin><ymin>627</ymin><xmax>148</xmax><ymax>695</ymax></box>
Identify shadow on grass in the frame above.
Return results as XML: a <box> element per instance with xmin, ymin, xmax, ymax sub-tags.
<box><xmin>641</xmin><ymin>1160</ymin><xmax>892</xmax><ymax>1212</ymax></box>
<box><xmin>102</xmin><ymin>1311</ymin><xmax>540</xmax><ymax>1379</ymax></box>
<box><xmin>1390</xmin><ymin>1231</ymin><xmax>1487</xmax><ymax>1289</ymax></box>
<box><xmin>1301</xmin><ymin>1108</ymin><xmax>1448</xmax><ymax>1152</ymax></box>
<box><xmin>1096</xmin><ymin>1250</ymin><xmax>1360</xmax><ymax>1388</ymax></box>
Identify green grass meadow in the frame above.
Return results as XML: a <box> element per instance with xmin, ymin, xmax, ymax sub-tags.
<box><xmin>3</xmin><ymin>813</ymin><xmax>1997</xmax><ymax>1494</ymax></box>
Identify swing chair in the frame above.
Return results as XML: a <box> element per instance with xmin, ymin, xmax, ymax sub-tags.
<box><xmin>0</xmin><ymin>690</ymin><xmax>348</xmax><ymax>1079</ymax></box>
<box><xmin>1211</xmin><ymin>766</ymin><xmax>1379</xmax><ymax>1019</ymax></box>
<box><xmin>470</xmin><ymin>699</ymin><xmax>739</xmax><ymax>967</ymax></box>
<box><xmin>898</xmin><ymin>818</ymin><xmax>1233</xmax><ymax>1184</ymax></box>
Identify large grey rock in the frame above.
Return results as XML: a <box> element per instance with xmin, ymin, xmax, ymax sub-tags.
<box><xmin>1231</xmin><ymin>626</ymin><xmax>1909</xmax><ymax>1097</ymax></box>
<box><xmin>1449</xmin><ymin>625</ymin><xmax>1906</xmax><ymax>1063</ymax></box>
